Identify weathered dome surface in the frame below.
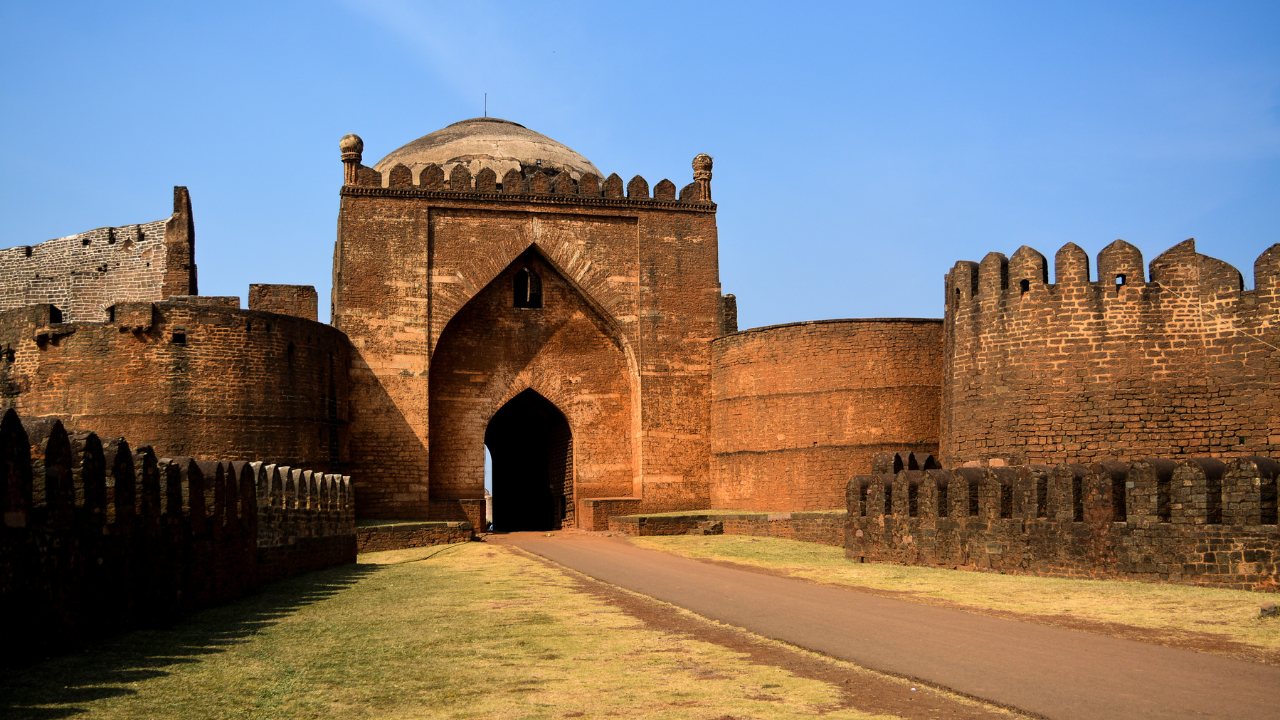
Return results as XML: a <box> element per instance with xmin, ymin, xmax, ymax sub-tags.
<box><xmin>373</xmin><ymin>117</ymin><xmax>602</xmax><ymax>182</ymax></box>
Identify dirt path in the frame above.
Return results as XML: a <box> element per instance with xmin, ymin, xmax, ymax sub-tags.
<box><xmin>498</xmin><ymin>532</ymin><xmax>1280</xmax><ymax>720</ymax></box>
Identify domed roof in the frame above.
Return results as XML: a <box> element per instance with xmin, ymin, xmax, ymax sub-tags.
<box><xmin>373</xmin><ymin>117</ymin><xmax>602</xmax><ymax>182</ymax></box>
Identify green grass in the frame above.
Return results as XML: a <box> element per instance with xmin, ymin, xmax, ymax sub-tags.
<box><xmin>0</xmin><ymin>543</ymin><xmax>899</xmax><ymax>719</ymax></box>
<box><xmin>630</xmin><ymin>535</ymin><xmax>1280</xmax><ymax>658</ymax></box>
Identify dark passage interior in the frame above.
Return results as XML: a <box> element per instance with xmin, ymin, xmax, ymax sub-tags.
<box><xmin>485</xmin><ymin>389</ymin><xmax>573</xmax><ymax>531</ymax></box>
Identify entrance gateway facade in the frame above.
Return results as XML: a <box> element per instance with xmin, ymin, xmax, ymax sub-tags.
<box><xmin>333</xmin><ymin>118</ymin><xmax>725</xmax><ymax>528</ymax></box>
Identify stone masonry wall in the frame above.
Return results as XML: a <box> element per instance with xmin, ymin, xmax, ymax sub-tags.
<box><xmin>0</xmin><ymin>410</ymin><xmax>355</xmax><ymax>661</ymax></box>
<box><xmin>333</xmin><ymin>156</ymin><xmax>720</xmax><ymax>521</ymax></box>
<box><xmin>710</xmin><ymin>319</ymin><xmax>943</xmax><ymax>511</ymax></box>
<box><xmin>846</xmin><ymin>457</ymin><xmax>1279</xmax><ymax>590</ymax></box>
<box><xmin>942</xmin><ymin>239</ymin><xmax>1280</xmax><ymax>467</ymax></box>
<box><xmin>0</xmin><ymin>187</ymin><xmax>196</xmax><ymax>323</ymax></box>
<box><xmin>0</xmin><ymin>299</ymin><xmax>349</xmax><ymax>471</ymax></box>
<box><xmin>609</xmin><ymin>511</ymin><xmax>845</xmax><ymax>547</ymax></box>
<box><xmin>249</xmin><ymin>284</ymin><xmax>319</xmax><ymax>321</ymax></box>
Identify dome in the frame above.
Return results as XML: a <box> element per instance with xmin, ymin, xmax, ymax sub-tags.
<box><xmin>373</xmin><ymin>117</ymin><xmax>602</xmax><ymax>183</ymax></box>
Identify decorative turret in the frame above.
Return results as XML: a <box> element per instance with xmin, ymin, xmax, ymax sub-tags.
<box><xmin>693</xmin><ymin>153</ymin><xmax>713</xmax><ymax>202</ymax></box>
<box><xmin>340</xmin><ymin>134</ymin><xmax>364</xmax><ymax>186</ymax></box>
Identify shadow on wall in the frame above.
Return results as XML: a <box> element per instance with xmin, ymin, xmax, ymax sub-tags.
<box><xmin>0</xmin><ymin>563</ymin><xmax>379</xmax><ymax>719</ymax></box>
<box><xmin>345</xmin><ymin>346</ymin><xmax>431</xmax><ymax>521</ymax></box>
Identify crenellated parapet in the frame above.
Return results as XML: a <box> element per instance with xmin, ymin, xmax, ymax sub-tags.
<box><xmin>0</xmin><ymin>409</ymin><xmax>356</xmax><ymax>660</ymax></box>
<box><xmin>941</xmin><ymin>239</ymin><xmax>1280</xmax><ymax>467</ymax></box>
<box><xmin>846</xmin><ymin>455</ymin><xmax>1278</xmax><ymax>590</ymax></box>
<box><xmin>338</xmin><ymin>133</ymin><xmax>715</xmax><ymax>211</ymax></box>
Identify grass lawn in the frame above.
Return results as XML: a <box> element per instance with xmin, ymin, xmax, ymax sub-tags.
<box><xmin>629</xmin><ymin>535</ymin><xmax>1280</xmax><ymax>660</ymax></box>
<box><xmin>0</xmin><ymin>542</ymin><xmax>902</xmax><ymax>720</ymax></box>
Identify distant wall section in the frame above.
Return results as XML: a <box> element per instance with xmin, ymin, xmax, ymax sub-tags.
<box><xmin>0</xmin><ymin>187</ymin><xmax>196</xmax><ymax>322</ymax></box>
<box><xmin>710</xmin><ymin>319</ymin><xmax>944</xmax><ymax>511</ymax></box>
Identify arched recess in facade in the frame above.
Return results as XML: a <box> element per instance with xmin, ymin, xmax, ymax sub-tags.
<box><xmin>427</xmin><ymin>244</ymin><xmax>640</xmax><ymax>527</ymax></box>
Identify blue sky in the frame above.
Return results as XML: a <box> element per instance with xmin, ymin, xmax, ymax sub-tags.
<box><xmin>1</xmin><ymin>1</ymin><xmax>1277</xmax><ymax>327</ymax></box>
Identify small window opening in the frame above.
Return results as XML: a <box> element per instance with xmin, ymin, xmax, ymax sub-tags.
<box><xmin>514</xmin><ymin>267</ymin><xmax>542</xmax><ymax>308</ymax></box>
<box><xmin>1072</xmin><ymin>475</ymin><xmax>1084</xmax><ymax>522</ymax></box>
<box><xmin>2</xmin><ymin>349</ymin><xmax>14</xmax><ymax>364</ymax></box>
<box><xmin>107</xmin><ymin>307</ymin><xmax>115</xmax><ymax>322</ymax></box>
<box><xmin>24</xmin><ymin>246</ymin><xmax>32</xmax><ymax>258</ymax></box>
<box><xmin>1115</xmin><ymin>274</ymin><xmax>1126</xmax><ymax>287</ymax></box>
<box><xmin>81</xmin><ymin>238</ymin><xmax>91</xmax><ymax>247</ymax></box>
<box><xmin>883</xmin><ymin>482</ymin><xmax>893</xmax><ymax>515</ymax></box>
<box><xmin>171</xmin><ymin>330</ymin><xmax>187</xmax><ymax>345</ymax></box>
<box><xmin>1019</xmin><ymin>279</ymin><xmax>1030</xmax><ymax>294</ymax></box>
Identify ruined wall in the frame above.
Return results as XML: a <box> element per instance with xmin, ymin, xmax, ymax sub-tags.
<box><xmin>943</xmin><ymin>240</ymin><xmax>1280</xmax><ymax>467</ymax></box>
<box><xmin>0</xmin><ymin>411</ymin><xmax>355</xmax><ymax>660</ymax></box>
<box><xmin>846</xmin><ymin>457</ymin><xmax>1279</xmax><ymax>590</ymax></box>
<box><xmin>249</xmin><ymin>284</ymin><xmax>318</xmax><ymax>321</ymax></box>
<box><xmin>710</xmin><ymin>319</ymin><xmax>944</xmax><ymax>511</ymax></box>
<box><xmin>333</xmin><ymin>152</ymin><xmax>720</xmax><ymax>520</ymax></box>
<box><xmin>0</xmin><ymin>299</ymin><xmax>349</xmax><ymax>470</ymax></box>
<box><xmin>0</xmin><ymin>187</ymin><xmax>196</xmax><ymax>323</ymax></box>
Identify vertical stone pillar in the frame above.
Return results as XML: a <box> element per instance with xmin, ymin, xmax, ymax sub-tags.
<box><xmin>693</xmin><ymin>153</ymin><xmax>713</xmax><ymax>202</ymax></box>
<box><xmin>340</xmin><ymin>134</ymin><xmax>364</xmax><ymax>186</ymax></box>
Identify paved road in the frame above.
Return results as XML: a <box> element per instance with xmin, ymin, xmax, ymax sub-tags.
<box><xmin>501</xmin><ymin>532</ymin><xmax>1280</xmax><ymax>720</ymax></box>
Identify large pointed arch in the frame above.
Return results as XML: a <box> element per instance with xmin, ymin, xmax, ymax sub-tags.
<box><xmin>485</xmin><ymin>388</ymin><xmax>573</xmax><ymax>531</ymax></box>
<box><xmin>427</xmin><ymin>246</ymin><xmax>639</xmax><ymax>526</ymax></box>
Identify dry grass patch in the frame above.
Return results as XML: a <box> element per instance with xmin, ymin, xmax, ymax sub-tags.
<box><xmin>0</xmin><ymin>542</ymin><xmax>902</xmax><ymax>719</ymax></box>
<box><xmin>630</xmin><ymin>535</ymin><xmax>1280</xmax><ymax>659</ymax></box>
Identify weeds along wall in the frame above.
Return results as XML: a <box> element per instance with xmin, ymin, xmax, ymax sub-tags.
<box><xmin>943</xmin><ymin>239</ymin><xmax>1280</xmax><ymax>467</ymax></box>
<box><xmin>846</xmin><ymin>456</ymin><xmax>1279</xmax><ymax>590</ymax></box>
<box><xmin>333</xmin><ymin>143</ymin><xmax>722</xmax><ymax>522</ymax></box>
<box><xmin>710</xmin><ymin>319</ymin><xmax>943</xmax><ymax>511</ymax></box>
<box><xmin>0</xmin><ymin>410</ymin><xmax>356</xmax><ymax>661</ymax></box>
<box><xmin>0</xmin><ymin>298</ymin><xmax>349</xmax><ymax>470</ymax></box>
<box><xmin>0</xmin><ymin>187</ymin><xmax>197</xmax><ymax>323</ymax></box>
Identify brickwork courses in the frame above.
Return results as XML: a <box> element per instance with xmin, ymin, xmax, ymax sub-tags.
<box><xmin>333</xmin><ymin>131</ymin><xmax>722</xmax><ymax>524</ymax></box>
<box><xmin>608</xmin><ymin>511</ymin><xmax>846</xmax><ymax>547</ymax></box>
<box><xmin>943</xmin><ymin>239</ymin><xmax>1280</xmax><ymax>467</ymax></box>
<box><xmin>0</xmin><ymin>409</ymin><xmax>355</xmax><ymax>662</ymax></box>
<box><xmin>248</xmin><ymin>283</ymin><xmax>319</xmax><ymax>321</ymax></box>
<box><xmin>846</xmin><ymin>455</ymin><xmax>1279</xmax><ymax>590</ymax></box>
<box><xmin>0</xmin><ymin>187</ymin><xmax>196</xmax><ymax>323</ymax></box>
<box><xmin>0</xmin><ymin>297</ymin><xmax>349</xmax><ymax>470</ymax></box>
<box><xmin>710</xmin><ymin>319</ymin><xmax>943</xmax><ymax>511</ymax></box>
<box><xmin>355</xmin><ymin>521</ymin><xmax>473</xmax><ymax>553</ymax></box>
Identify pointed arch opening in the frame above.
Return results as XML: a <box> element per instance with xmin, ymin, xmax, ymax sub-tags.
<box><xmin>485</xmin><ymin>389</ymin><xmax>573</xmax><ymax>532</ymax></box>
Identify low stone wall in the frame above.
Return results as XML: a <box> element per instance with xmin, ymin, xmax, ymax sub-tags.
<box><xmin>0</xmin><ymin>409</ymin><xmax>357</xmax><ymax>662</ymax></box>
<box><xmin>356</xmin><ymin>521</ymin><xmax>473</xmax><ymax>553</ymax></box>
<box><xmin>846</xmin><ymin>457</ymin><xmax>1279</xmax><ymax>590</ymax></box>
<box><xmin>609</xmin><ymin>511</ymin><xmax>845</xmax><ymax>548</ymax></box>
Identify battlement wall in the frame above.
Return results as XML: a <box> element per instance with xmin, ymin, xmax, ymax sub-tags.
<box><xmin>343</xmin><ymin>160</ymin><xmax>715</xmax><ymax>211</ymax></box>
<box><xmin>711</xmin><ymin>319</ymin><xmax>943</xmax><ymax>511</ymax></box>
<box><xmin>0</xmin><ymin>187</ymin><xmax>197</xmax><ymax>323</ymax></box>
<box><xmin>846</xmin><ymin>456</ymin><xmax>1278</xmax><ymax>590</ymax></box>
<box><xmin>943</xmin><ymin>239</ymin><xmax>1280</xmax><ymax>467</ymax></box>
<box><xmin>249</xmin><ymin>284</ymin><xmax>318</xmax><ymax>321</ymax></box>
<box><xmin>0</xmin><ymin>410</ymin><xmax>355</xmax><ymax>660</ymax></box>
<box><xmin>0</xmin><ymin>296</ymin><xmax>350</xmax><ymax>470</ymax></box>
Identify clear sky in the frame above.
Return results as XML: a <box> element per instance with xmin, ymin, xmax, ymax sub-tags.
<box><xmin>1</xmin><ymin>2</ymin><xmax>1277</xmax><ymax>328</ymax></box>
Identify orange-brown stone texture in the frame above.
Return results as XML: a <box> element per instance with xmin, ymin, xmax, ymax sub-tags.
<box><xmin>332</xmin><ymin>119</ymin><xmax>723</xmax><ymax>525</ymax></box>
<box><xmin>710</xmin><ymin>319</ymin><xmax>943</xmax><ymax>511</ymax></box>
<box><xmin>943</xmin><ymin>240</ymin><xmax>1280</xmax><ymax>467</ymax></box>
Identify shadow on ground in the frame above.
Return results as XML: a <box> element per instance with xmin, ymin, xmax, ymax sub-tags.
<box><xmin>0</xmin><ymin>563</ymin><xmax>381</xmax><ymax>719</ymax></box>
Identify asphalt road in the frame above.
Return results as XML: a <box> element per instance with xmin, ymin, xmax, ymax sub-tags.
<box><xmin>502</xmin><ymin>532</ymin><xmax>1280</xmax><ymax>720</ymax></box>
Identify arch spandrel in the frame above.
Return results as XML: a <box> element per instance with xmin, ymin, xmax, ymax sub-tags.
<box><xmin>427</xmin><ymin>248</ymin><xmax>639</xmax><ymax>520</ymax></box>
<box><xmin>425</xmin><ymin>210</ymin><xmax>640</xmax><ymax>357</ymax></box>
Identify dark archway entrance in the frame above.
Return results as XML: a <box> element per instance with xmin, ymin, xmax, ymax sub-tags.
<box><xmin>485</xmin><ymin>389</ymin><xmax>573</xmax><ymax>531</ymax></box>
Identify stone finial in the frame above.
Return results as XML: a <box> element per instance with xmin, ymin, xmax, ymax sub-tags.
<box><xmin>340</xmin><ymin>134</ymin><xmax>364</xmax><ymax>185</ymax></box>
<box><xmin>693</xmin><ymin>154</ymin><xmax>713</xmax><ymax>202</ymax></box>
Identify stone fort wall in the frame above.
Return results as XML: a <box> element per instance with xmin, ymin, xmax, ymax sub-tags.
<box><xmin>943</xmin><ymin>239</ymin><xmax>1280</xmax><ymax>467</ymax></box>
<box><xmin>710</xmin><ymin>319</ymin><xmax>943</xmax><ymax>511</ymax></box>
<box><xmin>846</xmin><ymin>456</ymin><xmax>1279</xmax><ymax>590</ymax></box>
<box><xmin>334</xmin><ymin>153</ymin><xmax>721</xmax><ymax>521</ymax></box>
<box><xmin>0</xmin><ymin>187</ymin><xmax>197</xmax><ymax>323</ymax></box>
<box><xmin>0</xmin><ymin>410</ymin><xmax>355</xmax><ymax>659</ymax></box>
<box><xmin>0</xmin><ymin>297</ymin><xmax>349</xmax><ymax>471</ymax></box>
